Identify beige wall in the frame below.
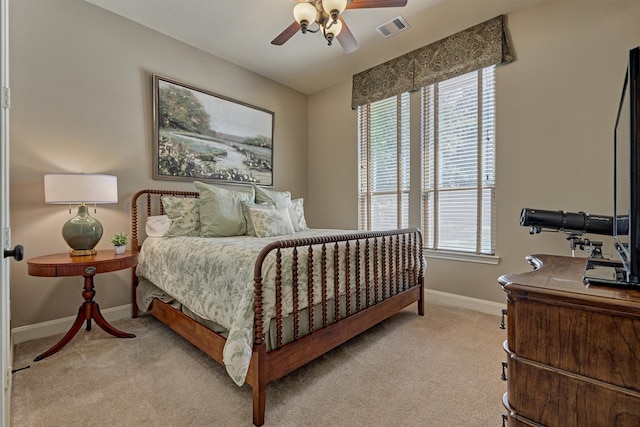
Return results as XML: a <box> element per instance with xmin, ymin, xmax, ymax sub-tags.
<box><xmin>9</xmin><ymin>0</ymin><xmax>308</xmax><ymax>327</ymax></box>
<box><xmin>9</xmin><ymin>0</ymin><xmax>640</xmax><ymax>328</ymax></box>
<box><xmin>308</xmin><ymin>1</ymin><xmax>640</xmax><ymax>304</ymax></box>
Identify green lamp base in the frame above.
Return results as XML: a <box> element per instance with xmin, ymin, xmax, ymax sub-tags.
<box><xmin>62</xmin><ymin>204</ymin><xmax>103</xmax><ymax>257</ymax></box>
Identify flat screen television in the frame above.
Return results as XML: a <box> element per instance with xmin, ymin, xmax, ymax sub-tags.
<box><xmin>585</xmin><ymin>46</ymin><xmax>640</xmax><ymax>287</ymax></box>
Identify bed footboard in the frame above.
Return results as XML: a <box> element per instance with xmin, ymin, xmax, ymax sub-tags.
<box><xmin>249</xmin><ymin>229</ymin><xmax>424</xmax><ymax>426</ymax></box>
<box><xmin>252</xmin><ymin>229</ymin><xmax>424</xmax><ymax>350</ymax></box>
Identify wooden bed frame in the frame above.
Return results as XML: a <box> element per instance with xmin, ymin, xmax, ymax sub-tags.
<box><xmin>130</xmin><ymin>189</ymin><xmax>425</xmax><ymax>426</ymax></box>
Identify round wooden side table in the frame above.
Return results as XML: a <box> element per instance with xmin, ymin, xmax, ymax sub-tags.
<box><xmin>27</xmin><ymin>250</ymin><xmax>138</xmax><ymax>361</ymax></box>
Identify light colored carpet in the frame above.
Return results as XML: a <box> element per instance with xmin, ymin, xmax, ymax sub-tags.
<box><xmin>11</xmin><ymin>300</ymin><xmax>507</xmax><ymax>426</ymax></box>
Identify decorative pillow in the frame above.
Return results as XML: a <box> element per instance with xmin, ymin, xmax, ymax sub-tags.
<box><xmin>253</xmin><ymin>184</ymin><xmax>292</xmax><ymax>208</ymax></box>
<box><xmin>241</xmin><ymin>201</ymin><xmax>275</xmax><ymax>237</ymax></box>
<box><xmin>194</xmin><ymin>181</ymin><xmax>254</xmax><ymax>237</ymax></box>
<box><xmin>250</xmin><ymin>207</ymin><xmax>295</xmax><ymax>238</ymax></box>
<box><xmin>161</xmin><ymin>196</ymin><xmax>200</xmax><ymax>237</ymax></box>
<box><xmin>253</xmin><ymin>184</ymin><xmax>306</xmax><ymax>231</ymax></box>
<box><xmin>145</xmin><ymin>215</ymin><xmax>171</xmax><ymax>237</ymax></box>
<box><xmin>290</xmin><ymin>198</ymin><xmax>308</xmax><ymax>231</ymax></box>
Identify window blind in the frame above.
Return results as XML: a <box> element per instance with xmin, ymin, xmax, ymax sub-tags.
<box><xmin>358</xmin><ymin>93</ymin><xmax>410</xmax><ymax>231</ymax></box>
<box><xmin>422</xmin><ymin>66</ymin><xmax>496</xmax><ymax>254</ymax></box>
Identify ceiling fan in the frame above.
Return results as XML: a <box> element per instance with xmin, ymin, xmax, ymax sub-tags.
<box><xmin>271</xmin><ymin>0</ymin><xmax>408</xmax><ymax>54</ymax></box>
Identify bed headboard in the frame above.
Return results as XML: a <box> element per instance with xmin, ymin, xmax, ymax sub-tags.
<box><xmin>130</xmin><ymin>189</ymin><xmax>199</xmax><ymax>251</ymax></box>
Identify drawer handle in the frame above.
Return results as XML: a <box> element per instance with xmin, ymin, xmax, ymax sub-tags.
<box><xmin>502</xmin><ymin>413</ymin><xmax>508</xmax><ymax>427</ymax></box>
<box><xmin>499</xmin><ymin>308</ymin><xmax>507</xmax><ymax>329</ymax></box>
<box><xmin>501</xmin><ymin>361</ymin><xmax>507</xmax><ymax>381</ymax></box>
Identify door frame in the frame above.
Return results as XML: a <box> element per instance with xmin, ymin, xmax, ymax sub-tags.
<box><xmin>0</xmin><ymin>0</ymin><xmax>12</xmax><ymax>423</ymax></box>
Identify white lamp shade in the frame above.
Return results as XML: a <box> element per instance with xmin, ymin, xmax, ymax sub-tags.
<box><xmin>293</xmin><ymin>2</ymin><xmax>317</xmax><ymax>25</ymax></box>
<box><xmin>322</xmin><ymin>0</ymin><xmax>347</xmax><ymax>15</ymax></box>
<box><xmin>44</xmin><ymin>174</ymin><xmax>118</xmax><ymax>204</ymax></box>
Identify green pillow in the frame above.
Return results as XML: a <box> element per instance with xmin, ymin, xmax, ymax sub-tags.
<box><xmin>253</xmin><ymin>184</ymin><xmax>292</xmax><ymax>208</ymax></box>
<box><xmin>161</xmin><ymin>196</ymin><xmax>200</xmax><ymax>237</ymax></box>
<box><xmin>253</xmin><ymin>184</ymin><xmax>307</xmax><ymax>231</ymax></box>
<box><xmin>194</xmin><ymin>181</ymin><xmax>254</xmax><ymax>237</ymax></box>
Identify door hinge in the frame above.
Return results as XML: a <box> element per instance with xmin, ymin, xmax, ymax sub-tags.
<box><xmin>4</xmin><ymin>367</ymin><xmax>10</xmax><ymax>389</ymax></box>
<box><xmin>1</xmin><ymin>87</ymin><xmax>9</xmax><ymax>109</ymax></box>
<box><xmin>2</xmin><ymin>228</ymin><xmax>9</xmax><ymax>249</ymax></box>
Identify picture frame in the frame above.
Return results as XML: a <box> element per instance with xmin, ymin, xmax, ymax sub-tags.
<box><xmin>152</xmin><ymin>74</ymin><xmax>274</xmax><ymax>186</ymax></box>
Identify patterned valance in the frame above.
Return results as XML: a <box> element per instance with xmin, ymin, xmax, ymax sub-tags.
<box><xmin>351</xmin><ymin>15</ymin><xmax>513</xmax><ymax>109</ymax></box>
<box><xmin>351</xmin><ymin>53</ymin><xmax>414</xmax><ymax>110</ymax></box>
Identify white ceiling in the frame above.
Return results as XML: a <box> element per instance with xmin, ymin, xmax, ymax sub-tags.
<box><xmin>85</xmin><ymin>0</ymin><xmax>542</xmax><ymax>95</ymax></box>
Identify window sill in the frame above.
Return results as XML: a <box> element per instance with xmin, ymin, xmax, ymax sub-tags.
<box><xmin>424</xmin><ymin>249</ymin><xmax>500</xmax><ymax>265</ymax></box>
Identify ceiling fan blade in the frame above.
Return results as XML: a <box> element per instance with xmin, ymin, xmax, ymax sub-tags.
<box><xmin>271</xmin><ymin>21</ymin><xmax>301</xmax><ymax>46</ymax></box>
<box><xmin>337</xmin><ymin>17</ymin><xmax>359</xmax><ymax>54</ymax></box>
<box><xmin>346</xmin><ymin>0</ymin><xmax>407</xmax><ymax>9</ymax></box>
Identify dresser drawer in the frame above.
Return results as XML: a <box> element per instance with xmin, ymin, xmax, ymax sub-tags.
<box><xmin>509</xmin><ymin>297</ymin><xmax>640</xmax><ymax>392</ymax></box>
<box><xmin>507</xmin><ymin>354</ymin><xmax>640</xmax><ymax>427</ymax></box>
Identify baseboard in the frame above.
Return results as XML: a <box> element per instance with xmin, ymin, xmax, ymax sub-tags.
<box><xmin>12</xmin><ymin>293</ymin><xmax>503</xmax><ymax>345</ymax></box>
<box><xmin>425</xmin><ymin>289</ymin><xmax>505</xmax><ymax>316</ymax></box>
<box><xmin>11</xmin><ymin>304</ymin><xmax>132</xmax><ymax>345</ymax></box>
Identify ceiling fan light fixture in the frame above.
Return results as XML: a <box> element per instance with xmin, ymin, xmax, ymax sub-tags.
<box><xmin>274</xmin><ymin>0</ymin><xmax>407</xmax><ymax>51</ymax></box>
<box><xmin>293</xmin><ymin>2</ymin><xmax>318</xmax><ymax>33</ymax></box>
<box><xmin>322</xmin><ymin>0</ymin><xmax>347</xmax><ymax>23</ymax></box>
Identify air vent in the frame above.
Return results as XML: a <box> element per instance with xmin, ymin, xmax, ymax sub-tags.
<box><xmin>376</xmin><ymin>16</ymin><xmax>410</xmax><ymax>39</ymax></box>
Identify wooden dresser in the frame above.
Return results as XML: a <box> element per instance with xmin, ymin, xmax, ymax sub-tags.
<box><xmin>499</xmin><ymin>254</ymin><xmax>640</xmax><ymax>427</ymax></box>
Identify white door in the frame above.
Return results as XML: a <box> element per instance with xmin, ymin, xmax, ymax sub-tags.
<box><xmin>0</xmin><ymin>0</ymin><xmax>15</xmax><ymax>424</ymax></box>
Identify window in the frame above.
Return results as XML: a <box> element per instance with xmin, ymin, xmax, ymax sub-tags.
<box><xmin>358</xmin><ymin>93</ymin><xmax>410</xmax><ymax>231</ymax></box>
<box><xmin>422</xmin><ymin>66</ymin><xmax>496</xmax><ymax>255</ymax></box>
<box><xmin>357</xmin><ymin>66</ymin><xmax>496</xmax><ymax>257</ymax></box>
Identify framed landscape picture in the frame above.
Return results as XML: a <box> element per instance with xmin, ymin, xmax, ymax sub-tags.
<box><xmin>152</xmin><ymin>74</ymin><xmax>274</xmax><ymax>186</ymax></box>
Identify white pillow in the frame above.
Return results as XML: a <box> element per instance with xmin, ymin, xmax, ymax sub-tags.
<box><xmin>250</xmin><ymin>207</ymin><xmax>295</xmax><ymax>238</ymax></box>
<box><xmin>145</xmin><ymin>215</ymin><xmax>171</xmax><ymax>237</ymax></box>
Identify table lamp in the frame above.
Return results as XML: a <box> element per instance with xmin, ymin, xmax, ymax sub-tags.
<box><xmin>44</xmin><ymin>174</ymin><xmax>118</xmax><ymax>256</ymax></box>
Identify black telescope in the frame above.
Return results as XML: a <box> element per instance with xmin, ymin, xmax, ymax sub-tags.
<box><xmin>520</xmin><ymin>208</ymin><xmax>629</xmax><ymax>236</ymax></box>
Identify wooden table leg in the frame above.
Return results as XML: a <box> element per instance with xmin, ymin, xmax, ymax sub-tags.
<box><xmin>34</xmin><ymin>270</ymin><xmax>135</xmax><ymax>362</ymax></box>
<box><xmin>33</xmin><ymin>305</ymin><xmax>86</xmax><ymax>361</ymax></box>
<box><xmin>91</xmin><ymin>301</ymin><xmax>135</xmax><ymax>338</ymax></box>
